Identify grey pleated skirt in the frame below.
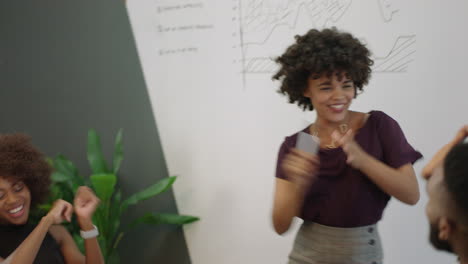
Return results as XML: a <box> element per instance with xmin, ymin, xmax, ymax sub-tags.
<box><xmin>288</xmin><ymin>222</ymin><xmax>383</xmax><ymax>264</ymax></box>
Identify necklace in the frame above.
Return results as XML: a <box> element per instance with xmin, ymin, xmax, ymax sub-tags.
<box><xmin>310</xmin><ymin>123</ymin><xmax>349</xmax><ymax>149</ymax></box>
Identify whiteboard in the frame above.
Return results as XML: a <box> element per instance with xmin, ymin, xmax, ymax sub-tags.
<box><xmin>126</xmin><ymin>0</ymin><xmax>468</xmax><ymax>263</ymax></box>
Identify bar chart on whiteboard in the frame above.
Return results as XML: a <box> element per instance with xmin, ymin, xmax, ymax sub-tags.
<box><xmin>235</xmin><ymin>0</ymin><xmax>416</xmax><ymax>80</ymax></box>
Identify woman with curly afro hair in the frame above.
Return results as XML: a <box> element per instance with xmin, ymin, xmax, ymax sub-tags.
<box><xmin>0</xmin><ymin>133</ymin><xmax>104</xmax><ymax>264</ymax></box>
<box><xmin>272</xmin><ymin>28</ymin><xmax>422</xmax><ymax>264</ymax></box>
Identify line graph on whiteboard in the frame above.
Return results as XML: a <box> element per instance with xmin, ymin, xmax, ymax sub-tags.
<box><xmin>234</xmin><ymin>0</ymin><xmax>416</xmax><ymax>84</ymax></box>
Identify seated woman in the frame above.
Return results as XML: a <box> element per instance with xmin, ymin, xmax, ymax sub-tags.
<box><xmin>0</xmin><ymin>133</ymin><xmax>104</xmax><ymax>264</ymax></box>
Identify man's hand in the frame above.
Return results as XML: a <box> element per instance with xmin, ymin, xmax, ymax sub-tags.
<box><xmin>422</xmin><ymin>125</ymin><xmax>468</xmax><ymax>179</ymax></box>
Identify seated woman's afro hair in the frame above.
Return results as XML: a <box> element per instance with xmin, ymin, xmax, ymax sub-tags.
<box><xmin>0</xmin><ymin>133</ymin><xmax>51</xmax><ymax>209</ymax></box>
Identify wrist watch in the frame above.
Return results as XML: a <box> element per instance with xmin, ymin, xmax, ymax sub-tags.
<box><xmin>80</xmin><ymin>225</ymin><xmax>99</xmax><ymax>239</ymax></box>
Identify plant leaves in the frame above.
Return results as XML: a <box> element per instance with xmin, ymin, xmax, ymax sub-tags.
<box><xmin>110</xmin><ymin>188</ymin><xmax>122</xmax><ymax>223</ymax></box>
<box><xmin>107</xmin><ymin>189</ymin><xmax>122</xmax><ymax>255</ymax></box>
<box><xmin>107</xmin><ymin>251</ymin><xmax>120</xmax><ymax>264</ymax></box>
<box><xmin>52</xmin><ymin>155</ymin><xmax>85</xmax><ymax>187</ymax></box>
<box><xmin>130</xmin><ymin>213</ymin><xmax>199</xmax><ymax>228</ymax></box>
<box><xmin>50</xmin><ymin>171</ymin><xmax>71</xmax><ymax>182</ymax></box>
<box><xmin>87</xmin><ymin>129</ymin><xmax>109</xmax><ymax>174</ymax></box>
<box><xmin>37</xmin><ymin>204</ymin><xmax>52</xmax><ymax>211</ymax></box>
<box><xmin>112</xmin><ymin>129</ymin><xmax>123</xmax><ymax>174</ymax></box>
<box><xmin>121</xmin><ymin>176</ymin><xmax>176</xmax><ymax>212</ymax></box>
<box><xmin>90</xmin><ymin>173</ymin><xmax>117</xmax><ymax>202</ymax></box>
<box><xmin>46</xmin><ymin>157</ymin><xmax>54</xmax><ymax>167</ymax></box>
<box><xmin>53</xmin><ymin>155</ymin><xmax>78</xmax><ymax>178</ymax></box>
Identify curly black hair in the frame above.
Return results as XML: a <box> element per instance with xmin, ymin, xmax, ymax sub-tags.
<box><xmin>0</xmin><ymin>134</ymin><xmax>51</xmax><ymax>209</ymax></box>
<box><xmin>444</xmin><ymin>142</ymin><xmax>468</xmax><ymax>226</ymax></box>
<box><xmin>272</xmin><ymin>27</ymin><xmax>373</xmax><ymax>111</ymax></box>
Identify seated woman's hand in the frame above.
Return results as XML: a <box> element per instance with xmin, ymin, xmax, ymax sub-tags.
<box><xmin>73</xmin><ymin>186</ymin><xmax>100</xmax><ymax>225</ymax></box>
<box><xmin>46</xmin><ymin>199</ymin><xmax>73</xmax><ymax>224</ymax></box>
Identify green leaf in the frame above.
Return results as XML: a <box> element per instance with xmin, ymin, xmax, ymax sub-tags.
<box><xmin>90</xmin><ymin>173</ymin><xmax>117</xmax><ymax>202</ymax></box>
<box><xmin>38</xmin><ymin>204</ymin><xmax>52</xmax><ymax>211</ymax></box>
<box><xmin>107</xmin><ymin>189</ymin><xmax>122</xmax><ymax>253</ymax></box>
<box><xmin>110</xmin><ymin>189</ymin><xmax>122</xmax><ymax>220</ymax></box>
<box><xmin>46</xmin><ymin>157</ymin><xmax>54</xmax><ymax>167</ymax></box>
<box><xmin>112</xmin><ymin>129</ymin><xmax>124</xmax><ymax>174</ymax></box>
<box><xmin>53</xmin><ymin>155</ymin><xmax>79</xmax><ymax>178</ymax></box>
<box><xmin>107</xmin><ymin>251</ymin><xmax>120</xmax><ymax>264</ymax></box>
<box><xmin>52</xmin><ymin>155</ymin><xmax>85</xmax><ymax>188</ymax></box>
<box><xmin>50</xmin><ymin>184</ymin><xmax>63</xmax><ymax>198</ymax></box>
<box><xmin>87</xmin><ymin>129</ymin><xmax>109</xmax><ymax>174</ymax></box>
<box><xmin>130</xmin><ymin>213</ymin><xmax>199</xmax><ymax>228</ymax></box>
<box><xmin>50</xmin><ymin>171</ymin><xmax>71</xmax><ymax>182</ymax></box>
<box><xmin>121</xmin><ymin>176</ymin><xmax>176</xmax><ymax>212</ymax></box>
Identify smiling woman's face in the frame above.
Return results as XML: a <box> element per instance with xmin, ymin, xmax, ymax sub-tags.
<box><xmin>0</xmin><ymin>177</ymin><xmax>31</xmax><ymax>225</ymax></box>
<box><xmin>303</xmin><ymin>72</ymin><xmax>355</xmax><ymax>125</ymax></box>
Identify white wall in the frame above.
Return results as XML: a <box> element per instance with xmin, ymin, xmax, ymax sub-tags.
<box><xmin>126</xmin><ymin>0</ymin><xmax>468</xmax><ymax>263</ymax></box>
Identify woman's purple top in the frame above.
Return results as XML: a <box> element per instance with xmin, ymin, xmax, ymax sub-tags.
<box><xmin>275</xmin><ymin>111</ymin><xmax>422</xmax><ymax>227</ymax></box>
